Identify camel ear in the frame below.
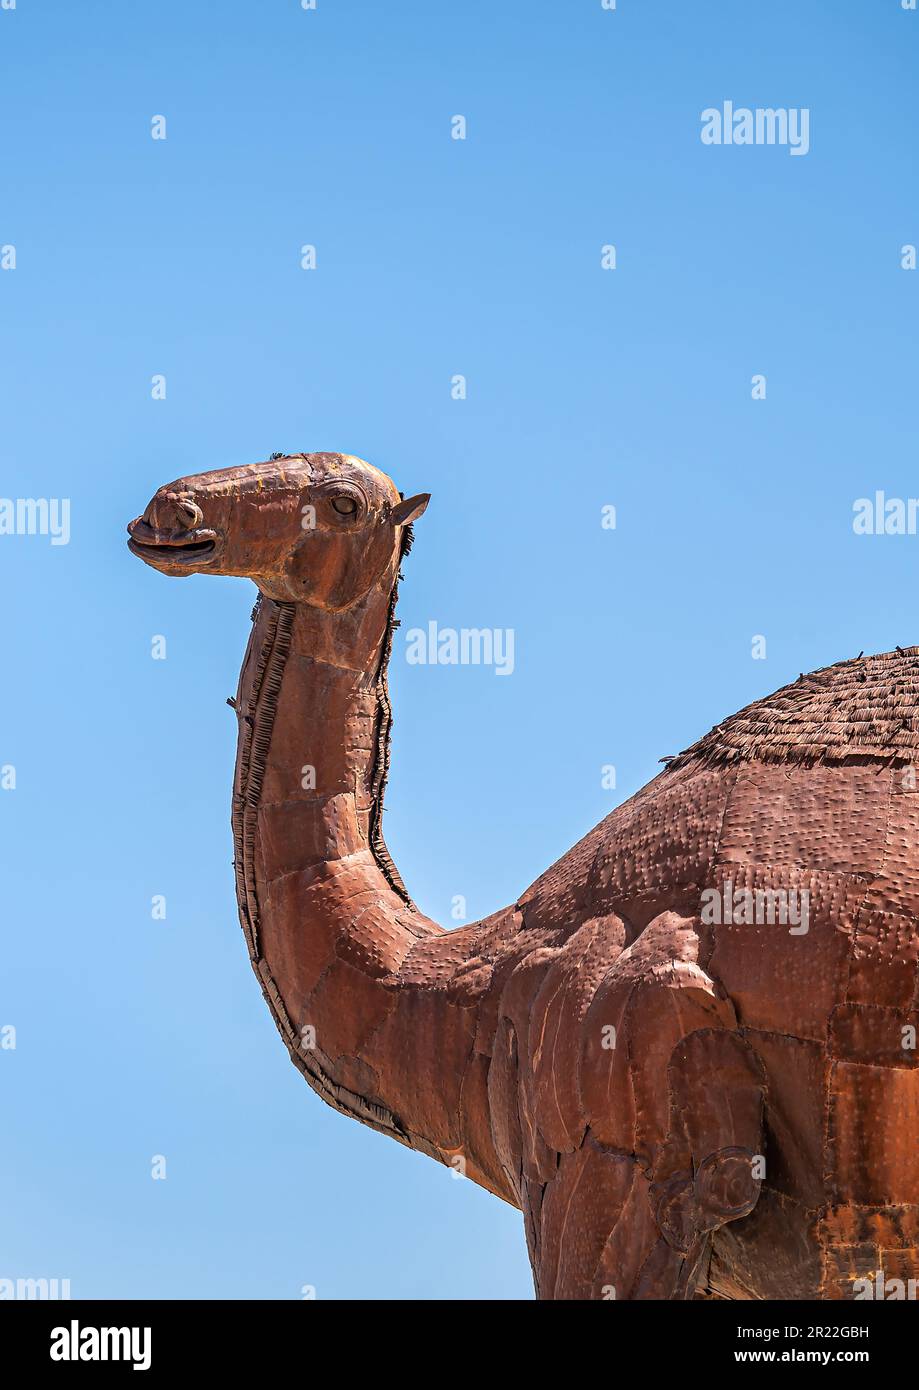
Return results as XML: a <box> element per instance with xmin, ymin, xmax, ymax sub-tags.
<box><xmin>392</xmin><ymin>493</ymin><xmax>430</xmax><ymax>525</ymax></box>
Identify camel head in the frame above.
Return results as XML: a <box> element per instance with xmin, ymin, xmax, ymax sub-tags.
<box><xmin>127</xmin><ymin>452</ymin><xmax>429</xmax><ymax>610</ymax></box>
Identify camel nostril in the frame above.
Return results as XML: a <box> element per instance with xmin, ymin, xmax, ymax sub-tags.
<box><xmin>148</xmin><ymin>493</ymin><xmax>204</xmax><ymax>535</ymax></box>
<box><xmin>176</xmin><ymin>497</ymin><xmax>204</xmax><ymax>529</ymax></box>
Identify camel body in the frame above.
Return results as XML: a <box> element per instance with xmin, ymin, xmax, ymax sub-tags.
<box><xmin>129</xmin><ymin>455</ymin><xmax>919</xmax><ymax>1300</ymax></box>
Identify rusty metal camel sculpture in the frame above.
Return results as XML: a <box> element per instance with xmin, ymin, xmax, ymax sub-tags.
<box><xmin>128</xmin><ymin>452</ymin><xmax>919</xmax><ymax>1300</ymax></box>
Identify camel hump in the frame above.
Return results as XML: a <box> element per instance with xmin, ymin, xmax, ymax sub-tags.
<box><xmin>668</xmin><ymin>646</ymin><xmax>919</xmax><ymax>774</ymax></box>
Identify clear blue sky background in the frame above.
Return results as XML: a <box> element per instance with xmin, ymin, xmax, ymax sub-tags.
<box><xmin>1</xmin><ymin>0</ymin><xmax>917</xmax><ymax>1300</ymax></box>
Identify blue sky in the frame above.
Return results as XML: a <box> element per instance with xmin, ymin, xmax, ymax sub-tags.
<box><xmin>1</xmin><ymin>0</ymin><xmax>917</xmax><ymax>1299</ymax></box>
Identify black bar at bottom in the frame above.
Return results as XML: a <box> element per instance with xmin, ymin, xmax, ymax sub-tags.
<box><xmin>1</xmin><ymin>1296</ymin><xmax>913</xmax><ymax>1375</ymax></box>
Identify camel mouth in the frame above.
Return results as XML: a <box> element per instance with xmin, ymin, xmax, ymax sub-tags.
<box><xmin>129</xmin><ymin>537</ymin><xmax>217</xmax><ymax>562</ymax></box>
<box><xmin>127</xmin><ymin>520</ymin><xmax>219</xmax><ymax>569</ymax></box>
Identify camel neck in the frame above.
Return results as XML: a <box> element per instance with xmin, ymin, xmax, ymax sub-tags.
<box><xmin>231</xmin><ymin>575</ymin><xmax>411</xmax><ymax>959</ymax></box>
<box><xmin>227</xmin><ymin>578</ymin><xmax>513</xmax><ymax>1183</ymax></box>
<box><xmin>228</xmin><ymin>582</ymin><xmax>451</xmax><ymax>1150</ymax></box>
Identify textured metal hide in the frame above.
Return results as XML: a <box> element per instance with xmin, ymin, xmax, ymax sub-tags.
<box><xmin>128</xmin><ymin>453</ymin><xmax>919</xmax><ymax>1300</ymax></box>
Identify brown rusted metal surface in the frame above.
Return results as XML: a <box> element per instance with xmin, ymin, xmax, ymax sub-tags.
<box><xmin>128</xmin><ymin>452</ymin><xmax>919</xmax><ymax>1300</ymax></box>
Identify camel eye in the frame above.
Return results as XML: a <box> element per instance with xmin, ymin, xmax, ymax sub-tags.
<box><xmin>330</xmin><ymin>495</ymin><xmax>358</xmax><ymax>517</ymax></box>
